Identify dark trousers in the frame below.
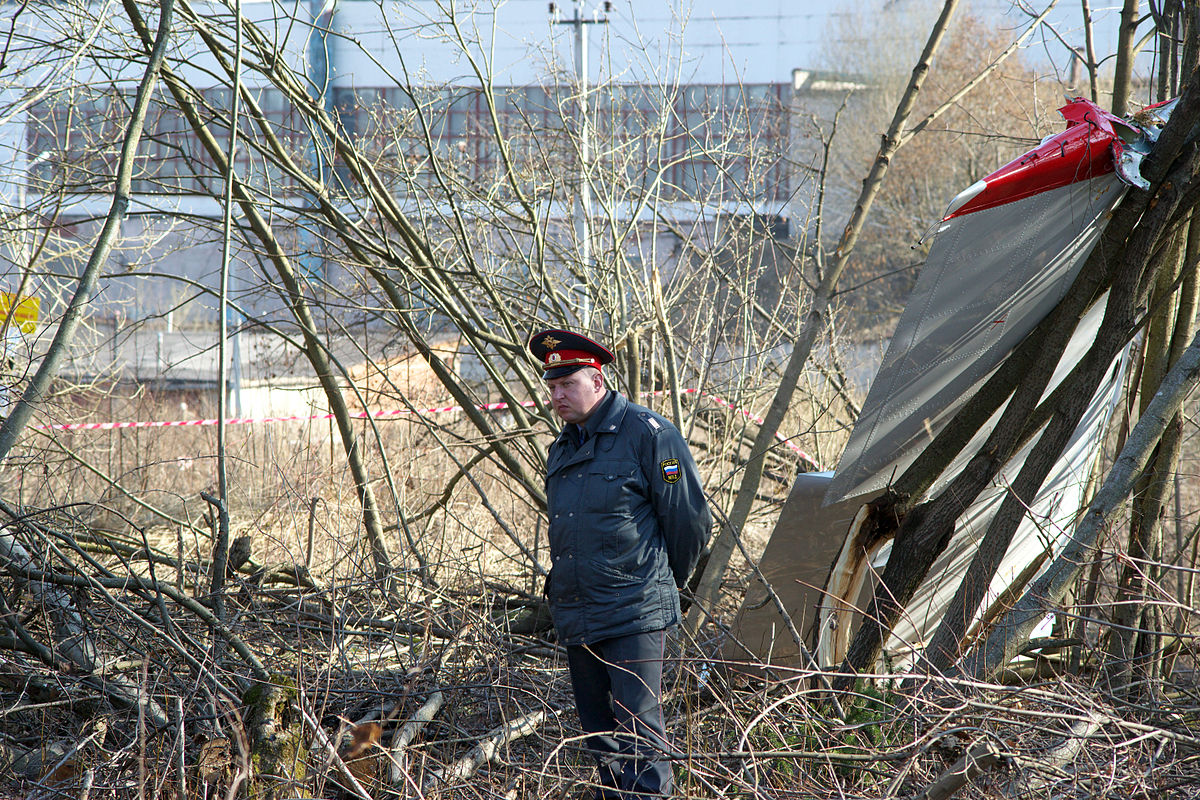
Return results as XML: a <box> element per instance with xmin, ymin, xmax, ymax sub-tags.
<box><xmin>566</xmin><ymin>629</ymin><xmax>673</xmax><ymax>799</ymax></box>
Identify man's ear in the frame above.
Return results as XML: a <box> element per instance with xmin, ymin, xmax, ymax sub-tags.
<box><xmin>592</xmin><ymin>369</ymin><xmax>605</xmax><ymax>390</ymax></box>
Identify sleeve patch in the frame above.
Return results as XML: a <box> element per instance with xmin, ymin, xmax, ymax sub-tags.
<box><xmin>660</xmin><ymin>458</ymin><xmax>681</xmax><ymax>483</ymax></box>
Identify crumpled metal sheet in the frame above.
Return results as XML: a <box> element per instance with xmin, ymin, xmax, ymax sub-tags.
<box><xmin>823</xmin><ymin>173</ymin><xmax>1124</xmax><ymax>504</ymax></box>
<box><xmin>728</xmin><ymin>98</ymin><xmax>1172</xmax><ymax>670</ymax></box>
<box><xmin>825</xmin><ymin>97</ymin><xmax>1173</xmax><ymax>506</ymax></box>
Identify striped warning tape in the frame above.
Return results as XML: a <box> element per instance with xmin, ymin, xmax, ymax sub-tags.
<box><xmin>33</xmin><ymin>402</ymin><xmax>528</xmax><ymax>431</ymax></box>
<box><xmin>34</xmin><ymin>390</ymin><xmax>820</xmax><ymax>467</ymax></box>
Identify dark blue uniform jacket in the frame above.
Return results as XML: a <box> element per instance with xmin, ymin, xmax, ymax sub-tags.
<box><xmin>545</xmin><ymin>390</ymin><xmax>711</xmax><ymax>645</ymax></box>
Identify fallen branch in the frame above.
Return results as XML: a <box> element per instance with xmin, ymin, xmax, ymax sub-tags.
<box><xmin>1003</xmin><ymin>712</ymin><xmax>1107</xmax><ymax>798</ymax></box>
<box><xmin>424</xmin><ymin>708</ymin><xmax>552</xmax><ymax>789</ymax></box>
<box><xmin>911</xmin><ymin>738</ymin><xmax>1006</xmax><ymax>800</ymax></box>
<box><xmin>296</xmin><ymin>606</ymin><xmax>461</xmax><ymax>641</ymax></box>
<box><xmin>0</xmin><ymin>551</ymin><xmax>269</xmax><ymax>684</ymax></box>
<box><xmin>9</xmin><ymin>716</ymin><xmax>108</xmax><ymax>782</ymax></box>
<box><xmin>390</xmin><ymin>690</ymin><xmax>444</xmax><ymax>789</ymax></box>
<box><xmin>0</xmin><ymin>531</ymin><xmax>169</xmax><ymax>728</ymax></box>
<box><xmin>393</xmin><ymin>691</ymin><xmax>444</xmax><ymax>756</ymax></box>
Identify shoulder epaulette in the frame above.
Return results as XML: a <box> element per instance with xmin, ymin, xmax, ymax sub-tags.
<box><xmin>637</xmin><ymin>411</ymin><xmax>663</xmax><ymax>432</ymax></box>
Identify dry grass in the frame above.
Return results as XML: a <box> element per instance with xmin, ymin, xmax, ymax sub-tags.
<box><xmin>4</xmin><ymin>538</ymin><xmax>1200</xmax><ymax>800</ymax></box>
<box><xmin>3</xmin><ymin>384</ymin><xmax>1200</xmax><ymax>798</ymax></box>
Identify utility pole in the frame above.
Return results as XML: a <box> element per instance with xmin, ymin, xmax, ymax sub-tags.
<box><xmin>550</xmin><ymin>1</ymin><xmax>610</xmax><ymax>328</ymax></box>
<box><xmin>302</xmin><ymin>0</ymin><xmax>337</xmax><ymax>284</ymax></box>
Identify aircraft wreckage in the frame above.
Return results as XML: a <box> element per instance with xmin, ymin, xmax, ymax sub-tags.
<box><xmin>729</xmin><ymin>96</ymin><xmax>1179</xmax><ymax>672</ymax></box>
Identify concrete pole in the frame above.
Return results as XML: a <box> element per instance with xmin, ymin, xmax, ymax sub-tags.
<box><xmin>574</xmin><ymin>3</ymin><xmax>592</xmax><ymax>326</ymax></box>
<box><xmin>554</xmin><ymin>2</ymin><xmax>608</xmax><ymax>328</ymax></box>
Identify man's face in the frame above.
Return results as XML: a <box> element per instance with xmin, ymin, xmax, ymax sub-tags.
<box><xmin>546</xmin><ymin>368</ymin><xmax>605</xmax><ymax>425</ymax></box>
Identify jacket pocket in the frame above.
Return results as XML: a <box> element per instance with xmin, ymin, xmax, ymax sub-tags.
<box><xmin>590</xmin><ymin>560</ymin><xmax>641</xmax><ymax>586</ymax></box>
<box><xmin>586</xmin><ymin>560</ymin><xmax>644</xmax><ymax>606</ymax></box>
<box><xmin>583</xmin><ymin>461</ymin><xmax>637</xmax><ymax>513</ymax></box>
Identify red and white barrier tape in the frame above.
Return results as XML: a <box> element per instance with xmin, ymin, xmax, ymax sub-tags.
<box><xmin>34</xmin><ymin>402</ymin><xmax>531</xmax><ymax>432</ymax></box>
<box><xmin>34</xmin><ymin>391</ymin><xmax>820</xmax><ymax>467</ymax></box>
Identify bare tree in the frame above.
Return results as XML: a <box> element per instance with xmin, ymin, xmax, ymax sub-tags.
<box><xmin>0</xmin><ymin>2</ymin><xmax>834</xmax><ymax>793</ymax></box>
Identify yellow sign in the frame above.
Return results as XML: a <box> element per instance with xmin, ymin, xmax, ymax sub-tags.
<box><xmin>0</xmin><ymin>291</ymin><xmax>39</xmax><ymax>335</ymax></box>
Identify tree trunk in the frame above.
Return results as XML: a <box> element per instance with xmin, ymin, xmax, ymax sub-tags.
<box><xmin>0</xmin><ymin>0</ymin><xmax>174</xmax><ymax>463</ymax></box>
<box><xmin>964</xmin><ymin>322</ymin><xmax>1200</xmax><ymax>681</ymax></box>
<box><xmin>123</xmin><ymin>0</ymin><xmax>397</xmax><ymax>584</ymax></box>
<box><xmin>1110</xmin><ymin>0</ymin><xmax>1142</xmax><ymax>116</ymax></box>
<box><xmin>1106</xmin><ymin>226</ymin><xmax>1193</xmax><ymax>695</ymax></box>
<box><xmin>687</xmin><ymin>0</ymin><xmax>963</xmax><ymax>633</ymax></box>
<box><xmin>0</xmin><ymin>0</ymin><xmax>173</xmax><ymax>727</ymax></box>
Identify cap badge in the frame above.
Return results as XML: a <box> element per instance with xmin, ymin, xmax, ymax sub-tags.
<box><xmin>541</xmin><ymin>335</ymin><xmax>562</xmax><ymax>350</ymax></box>
<box><xmin>548</xmin><ymin>352</ymin><xmax>561</xmax><ymax>363</ymax></box>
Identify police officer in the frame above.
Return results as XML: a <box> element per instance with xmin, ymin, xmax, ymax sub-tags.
<box><xmin>529</xmin><ymin>328</ymin><xmax>712</xmax><ymax>799</ymax></box>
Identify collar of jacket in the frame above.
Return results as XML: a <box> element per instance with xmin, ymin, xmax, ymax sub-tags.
<box><xmin>549</xmin><ymin>390</ymin><xmax>628</xmax><ymax>469</ymax></box>
<box><xmin>554</xmin><ymin>390</ymin><xmax>624</xmax><ymax>444</ymax></box>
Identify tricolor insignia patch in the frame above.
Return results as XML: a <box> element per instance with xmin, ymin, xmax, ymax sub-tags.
<box><xmin>660</xmin><ymin>458</ymin><xmax>681</xmax><ymax>483</ymax></box>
